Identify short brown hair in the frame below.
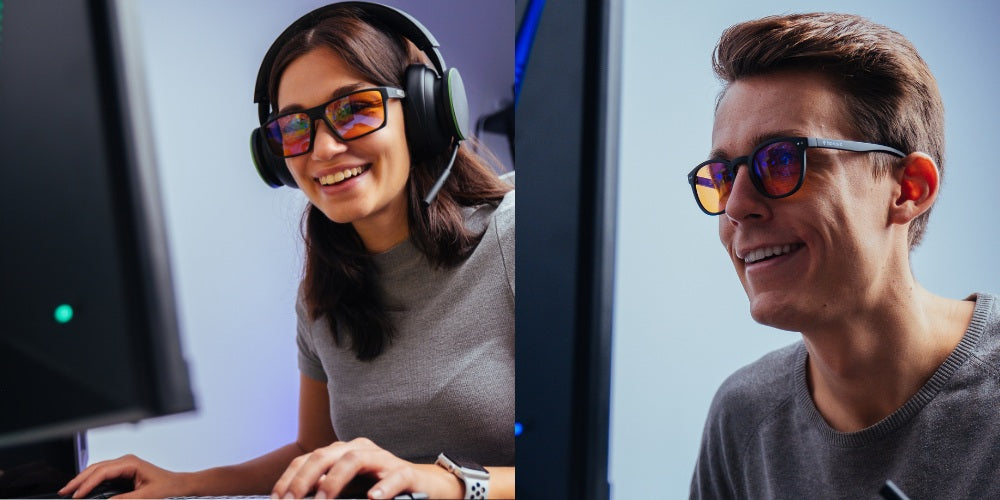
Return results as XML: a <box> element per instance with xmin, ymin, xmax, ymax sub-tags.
<box><xmin>713</xmin><ymin>13</ymin><xmax>944</xmax><ymax>249</ymax></box>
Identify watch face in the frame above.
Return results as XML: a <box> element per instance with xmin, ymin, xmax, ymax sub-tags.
<box><xmin>448</xmin><ymin>455</ymin><xmax>487</xmax><ymax>473</ymax></box>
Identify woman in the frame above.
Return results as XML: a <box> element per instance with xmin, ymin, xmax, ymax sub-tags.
<box><xmin>60</xmin><ymin>3</ymin><xmax>514</xmax><ymax>499</ymax></box>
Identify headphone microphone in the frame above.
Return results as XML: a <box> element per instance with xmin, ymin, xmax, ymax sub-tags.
<box><xmin>249</xmin><ymin>1</ymin><xmax>470</xmax><ymax>204</ymax></box>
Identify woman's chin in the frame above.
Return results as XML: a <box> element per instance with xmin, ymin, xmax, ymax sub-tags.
<box><xmin>318</xmin><ymin>208</ymin><xmax>363</xmax><ymax>225</ymax></box>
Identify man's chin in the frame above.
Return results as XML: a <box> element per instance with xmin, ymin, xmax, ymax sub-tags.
<box><xmin>748</xmin><ymin>294</ymin><xmax>804</xmax><ymax>332</ymax></box>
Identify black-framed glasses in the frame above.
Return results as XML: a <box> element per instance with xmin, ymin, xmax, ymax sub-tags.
<box><xmin>687</xmin><ymin>136</ymin><xmax>906</xmax><ymax>215</ymax></box>
<box><xmin>261</xmin><ymin>86</ymin><xmax>406</xmax><ymax>158</ymax></box>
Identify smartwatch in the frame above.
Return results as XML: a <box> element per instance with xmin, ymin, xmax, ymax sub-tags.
<box><xmin>435</xmin><ymin>453</ymin><xmax>490</xmax><ymax>499</ymax></box>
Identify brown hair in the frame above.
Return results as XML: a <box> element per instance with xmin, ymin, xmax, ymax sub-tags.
<box><xmin>268</xmin><ymin>5</ymin><xmax>511</xmax><ymax>360</ymax></box>
<box><xmin>713</xmin><ymin>12</ymin><xmax>944</xmax><ymax>248</ymax></box>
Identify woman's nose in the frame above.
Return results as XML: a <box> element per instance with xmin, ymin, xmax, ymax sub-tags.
<box><xmin>310</xmin><ymin>120</ymin><xmax>348</xmax><ymax>160</ymax></box>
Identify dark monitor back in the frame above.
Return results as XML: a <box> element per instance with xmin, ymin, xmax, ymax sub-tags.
<box><xmin>0</xmin><ymin>0</ymin><xmax>194</xmax><ymax>447</ymax></box>
<box><xmin>515</xmin><ymin>0</ymin><xmax>621</xmax><ymax>498</ymax></box>
<box><xmin>0</xmin><ymin>434</ymin><xmax>84</xmax><ymax>498</ymax></box>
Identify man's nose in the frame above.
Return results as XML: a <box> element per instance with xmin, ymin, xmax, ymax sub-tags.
<box><xmin>725</xmin><ymin>164</ymin><xmax>770</xmax><ymax>223</ymax></box>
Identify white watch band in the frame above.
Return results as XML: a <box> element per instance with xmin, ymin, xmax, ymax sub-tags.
<box><xmin>435</xmin><ymin>453</ymin><xmax>490</xmax><ymax>499</ymax></box>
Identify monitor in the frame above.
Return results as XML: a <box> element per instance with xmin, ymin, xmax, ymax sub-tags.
<box><xmin>0</xmin><ymin>0</ymin><xmax>195</xmax><ymax>448</ymax></box>
<box><xmin>514</xmin><ymin>0</ymin><xmax>622</xmax><ymax>498</ymax></box>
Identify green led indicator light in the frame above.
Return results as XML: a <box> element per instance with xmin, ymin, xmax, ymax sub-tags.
<box><xmin>54</xmin><ymin>304</ymin><xmax>74</xmax><ymax>324</ymax></box>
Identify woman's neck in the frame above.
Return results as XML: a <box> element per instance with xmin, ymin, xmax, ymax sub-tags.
<box><xmin>352</xmin><ymin>196</ymin><xmax>410</xmax><ymax>254</ymax></box>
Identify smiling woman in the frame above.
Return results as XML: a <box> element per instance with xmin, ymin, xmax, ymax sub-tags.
<box><xmin>60</xmin><ymin>2</ymin><xmax>514</xmax><ymax>499</ymax></box>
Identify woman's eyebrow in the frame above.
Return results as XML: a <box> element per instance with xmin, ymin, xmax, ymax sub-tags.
<box><xmin>277</xmin><ymin>82</ymin><xmax>368</xmax><ymax>114</ymax></box>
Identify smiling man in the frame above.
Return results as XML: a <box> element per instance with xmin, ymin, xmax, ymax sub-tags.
<box><xmin>687</xmin><ymin>13</ymin><xmax>1000</xmax><ymax>498</ymax></box>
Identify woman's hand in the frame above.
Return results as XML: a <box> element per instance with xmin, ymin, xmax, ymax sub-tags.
<box><xmin>271</xmin><ymin>437</ymin><xmax>463</xmax><ymax>499</ymax></box>
<box><xmin>58</xmin><ymin>454</ymin><xmax>191</xmax><ymax>499</ymax></box>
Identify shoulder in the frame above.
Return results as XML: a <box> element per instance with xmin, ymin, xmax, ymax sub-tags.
<box><xmin>464</xmin><ymin>177</ymin><xmax>514</xmax><ymax>249</ymax></box>
<box><xmin>692</xmin><ymin>342</ymin><xmax>802</xmax><ymax>497</ymax></box>
<box><xmin>968</xmin><ymin>293</ymin><xmax>1000</xmax><ymax>367</ymax></box>
<box><xmin>491</xmin><ymin>187</ymin><xmax>514</xmax><ymax>265</ymax></box>
<box><xmin>971</xmin><ymin>293</ymin><xmax>1000</xmax><ymax>334</ymax></box>
<box><xmin>705</xmin><ymin>342</ymin><xmax>802</xmax><ymax>435</ymax></box>
<box><xmin>499</xmin><ymin>170</ymin><xmax>515</xmax><ymax>187</ymax></box>
<box><xmin>493</xmin><ymin>186</ymin><xmax>514</xmax><ymax>237</ymax></box>
<box><xmin>461</xmin><ymin>178</ymin><xmax>515</xmax><ymax>293</ymax></box>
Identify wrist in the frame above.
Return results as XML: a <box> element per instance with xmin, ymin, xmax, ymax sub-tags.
<box><xmin>414</xmin><ymin>463</ymin><xmax>464</xmax><ymax>499</ymax></box>
<box><xmin>439</xmin><ymin>467</ymin><xmax>466</xmax><ymax>499</ymax></box>
<box><xmin>176</xmin><ymin>470</ymin><xmax>206</xmax><ymax>497</ymax></box>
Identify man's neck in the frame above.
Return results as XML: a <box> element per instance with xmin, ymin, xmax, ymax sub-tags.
<box><xmin>801</xmin><ymin>285</ymin><xmax>975</xmax><ymax>432</ymax></box>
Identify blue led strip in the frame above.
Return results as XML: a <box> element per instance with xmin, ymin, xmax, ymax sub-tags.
<box><xmin>514</xmin><ymin>0</ymin><xmax>545</xmax><ymax>108</ymax></box>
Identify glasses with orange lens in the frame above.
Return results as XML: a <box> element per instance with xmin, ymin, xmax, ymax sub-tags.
<box><xmin>687</xmin><ymin>136</ymin><xmax>905</xmax><ymax>215</ymax></box>
<box><xmin>262</xmin><ymin>86</ymin><xmax>406</xmax><ymax>158</ymax></box>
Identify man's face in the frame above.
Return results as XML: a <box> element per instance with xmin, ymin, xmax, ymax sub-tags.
<box><xmin>713</xmin><ymin>70</ymin><xmax>900</xmax><ymax>332</ymax></box>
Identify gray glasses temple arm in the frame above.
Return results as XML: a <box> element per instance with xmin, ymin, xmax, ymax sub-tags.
<box><xmin>806</xmin><ymin>137</ymin><xmax>906</xmax><ymax>158</ymax></box>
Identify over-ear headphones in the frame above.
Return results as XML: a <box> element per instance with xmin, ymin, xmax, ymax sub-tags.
<box><xmin>249</xmin><ymin>1</ymin><xmax>470</xmax><ymax>189</ymax></box>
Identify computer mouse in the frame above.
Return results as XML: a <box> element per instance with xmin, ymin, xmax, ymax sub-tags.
<box><xmin>82</xmin><ymin>477</ymin><xmax>134</xmax><ymax>499</ymax></box>
<box><xmin>333</xmin><ymin>474</ymin><xmax>428</xmax><ymax>500</ymax></box>
<box><xmin>337</xmin><ymin>473</ymin><xmax>378</xmax><ymax>498</ymax></box>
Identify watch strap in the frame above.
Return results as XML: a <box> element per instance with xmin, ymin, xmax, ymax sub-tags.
<box><xmin>435</xmin><ymin>453</ymin><xmax>489</xmax><ymax>499</ymax></box>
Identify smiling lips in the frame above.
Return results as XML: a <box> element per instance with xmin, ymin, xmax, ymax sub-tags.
<box><xmin>741</xmin><ymin>243</ymin><xmax>804</xmax><ymax>264</ymax></box>
<box><xmin>318</xmin><ymin>165</ymin><xmax>369</xmax><ymax>186</ymax></box>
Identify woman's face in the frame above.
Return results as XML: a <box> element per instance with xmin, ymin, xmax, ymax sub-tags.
<box><xmin>277</xmin><ymin>46</ymin><xmax>411</xmax><ymax>250</ymax></box>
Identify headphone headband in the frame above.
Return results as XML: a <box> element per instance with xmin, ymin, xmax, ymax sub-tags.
<box><xmin>253</xmin><ymin>1</ymin><xmax>448</xmax><ymax>124</ymax></box>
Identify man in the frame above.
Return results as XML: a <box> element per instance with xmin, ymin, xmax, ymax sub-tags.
<box><xmin>687</xmin><ymin>13</ymin><xmax>1000</xmax><ymax>498</ymax></box>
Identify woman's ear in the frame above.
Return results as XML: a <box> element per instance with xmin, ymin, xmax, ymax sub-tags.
<box><xmin>889</xmin><ymin>152</ymin><xmax>939</xmax><ymax>225</ymax></box>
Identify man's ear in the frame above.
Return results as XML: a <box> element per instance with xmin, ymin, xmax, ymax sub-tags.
<box><xmin>889</xmin><ymin>152</ymin><xmax>938</xmax><ymax>225</ymax></box>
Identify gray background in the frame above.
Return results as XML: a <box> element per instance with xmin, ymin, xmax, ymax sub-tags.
<box><xmin>610</xmin><ymin>0</ymin><xmax>1000</xmax><ymax>497</ymax></box>
<box><xmin>87</xmin><ymin>0</ymin><xmax>511</xmax><ymax>472</ymax></box>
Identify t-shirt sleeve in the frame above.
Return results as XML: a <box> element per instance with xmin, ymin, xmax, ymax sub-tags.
<box><xmin>295</xmin><ymin>292</ymin><xmax>328</xmax><ymax>382</ymax></box>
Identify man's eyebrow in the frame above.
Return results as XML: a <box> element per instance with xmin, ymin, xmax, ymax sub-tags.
<box><xmin>707</xmin><ymin>130</ymin><xmax>803</xmax><ymax>160</ymax></box>
<box><xmin>707</xmin><ymin>146</ymin><xmax>729</xmax><ymax>160</ymax></box>
<box><xmin>277</xmin><ymin>82</ymin><xmax>368</xmax><ymax>114</ymax></box>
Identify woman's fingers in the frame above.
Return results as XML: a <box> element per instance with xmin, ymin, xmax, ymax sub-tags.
<box><xmin>272</xmin><ymin>438</ymin><xmax>395</xmax><ymax>499</ymax></box>
<box><xmin>274</xmin><ymin>444</ymin><xmax>355</xmax><ymax>498</ymax></box>
<box><xmin>362</xmin><ymin>462</ymin><xmax>417</xmax><ymax>500</ymax></box>
<box><xmin>312</xmin><ymin>448</ymin><xmax>385</xmax><ymax>499</ymax></box>
<box><xmin>365</xmin><ymin>462</ymin><xmax>464</xmax><ymax>500</ymax></box>
<box><xmin>272</xmin><ymin>452</ymin><xmax>310</xmax><ymax>498</ymax></box>
<box><xmin>59</xmin><ymin>454</ymin><xmax>185</xmax><ymax>499</ymax></box>
<box><xmin>59</xmin><ymin>455</ymin><xmax>139</xmax><ymax>498</ymax></box>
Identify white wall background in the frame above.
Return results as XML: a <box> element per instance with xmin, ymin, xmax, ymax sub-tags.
<box><xmin>87</xmin><ymin>0</ymin><xmax>512</xmax><ymax>473</ymax></box>
<box><xmin>610</xmin><ymin>0</ymin><xmax>1000</xmax><ymax>497</ymax></box>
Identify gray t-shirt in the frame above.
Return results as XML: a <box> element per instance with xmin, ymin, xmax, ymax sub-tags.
<box><xmin>691</xmin><ymin>293</ymin><xmax>1000</xmax><ymax>499</ymax></box>
<box><xmin>296</xmin><ymin>190</ymin><xmax>514</xmax><ymax>466</ymax></box>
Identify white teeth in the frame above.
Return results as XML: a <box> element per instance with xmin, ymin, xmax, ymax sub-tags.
<box><xmin>318</xmin><ymin>166</ymin><xmax>365</xmax><ymax>186</ymax></box>
<box><xmin>744</xmin><ymin>244</ymin><xmax>799</xmax><ymax>264</ymax></box>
